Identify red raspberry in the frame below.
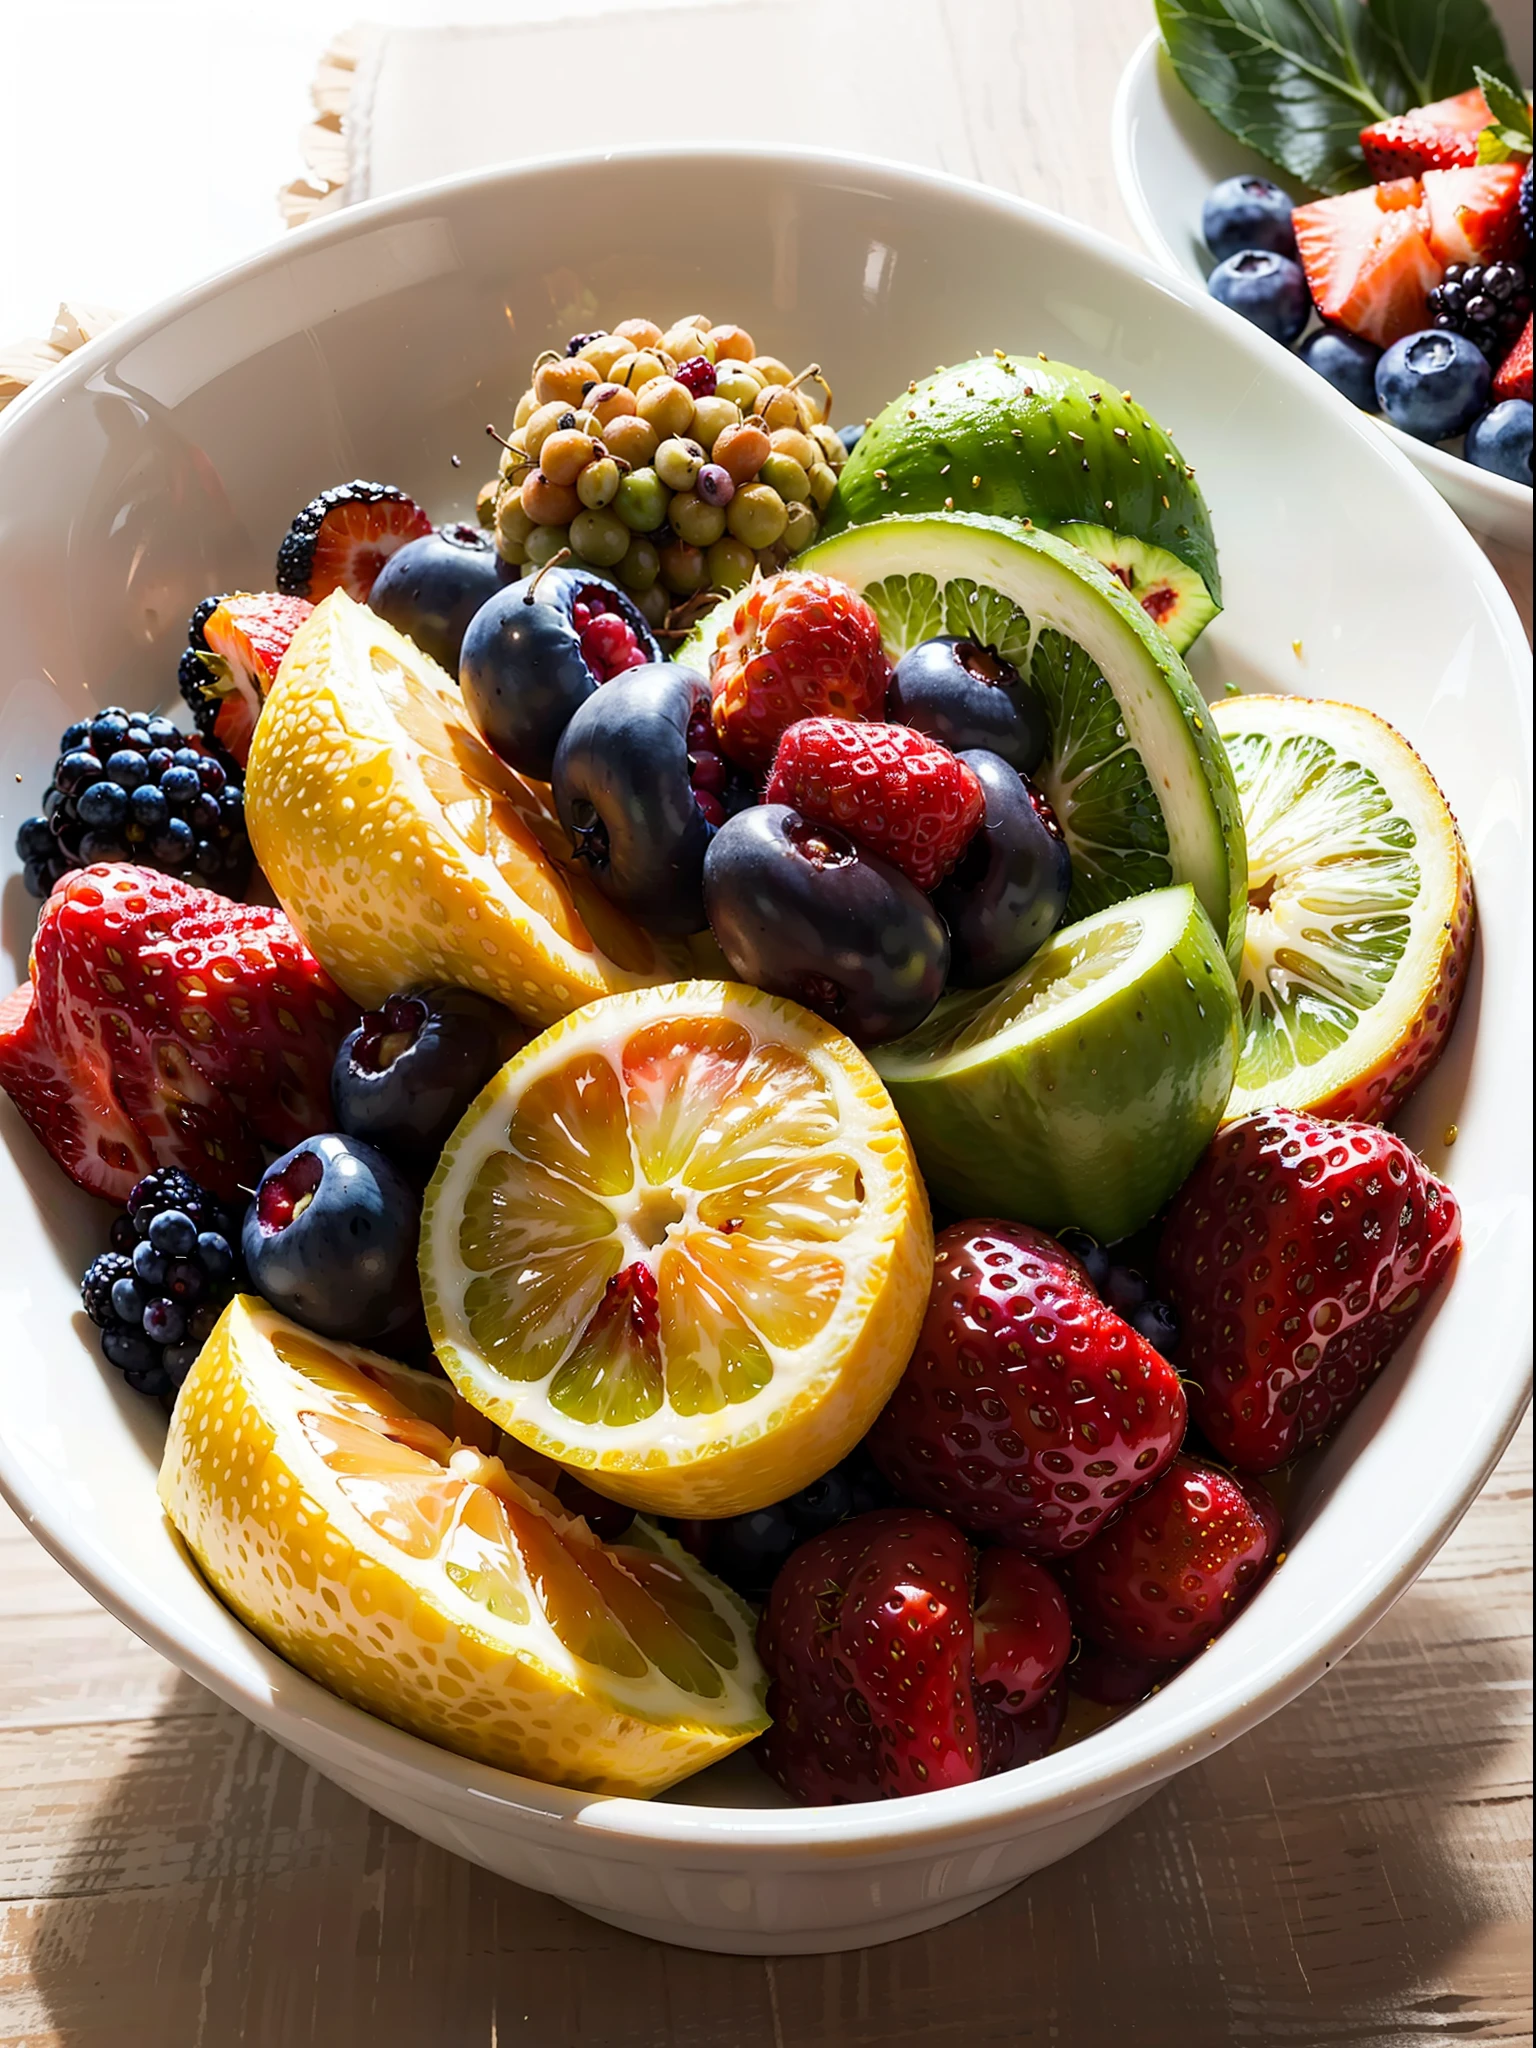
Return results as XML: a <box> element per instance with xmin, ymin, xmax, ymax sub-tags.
<box><xmin>765</xmin><ymin>717</ymin><xmax>985</xmax><ymax>891</ymax></box>
<box><xmin>674</xmin><ymin>355</ymin><xmax>718</xmax><ymax>398</ymax></box>
<box><xmin>709</xmin><ymin>571</ymin><xmax>892</xmax><ymax>770</ymax></box>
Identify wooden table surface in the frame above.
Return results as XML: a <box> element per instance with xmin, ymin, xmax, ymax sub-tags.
<box><xmin>1</xmin><ymin>3</ymin><xmax>1531</xmax><ymax>2042</ymax></box>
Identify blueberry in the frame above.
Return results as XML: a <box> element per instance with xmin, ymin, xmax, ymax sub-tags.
<box><xmin>196</xmin><ymin>757</ymin><xmax>226</xmax><ymax>794</ymax></box>
<box><xmin>145</xmin><ymin>747</ymin><xmax>175</xmax><ymax>779</ymax></box>
<box><xmin>165</xmin><ymin>1258</ymin><xmax>207</xmax><ymax>1304</ymax></box>
<box><xmin>459</xmin><ymin>567</ymin><xmax>660</xmax><ymax>780</ymax></box>
<box><xmin>242</xmin><ymin>1133</ymin><xmax>422</xmax><ymax>1343</ymax></box>
<box><xmin>836</xmin><ymin>422</ymin><xmax>865</xmax><ymax>455</ymax></box>
<box><xmin>111</xmin><ymin>1275</ymin><xmax>149</xmax><ymax>1324</ymax></box>
<box><xmin>131</xmin><ymin>1240</ymin><xmax>168</xmax><ymax>1287</ymax></box>
<box><xmin>708</xmin><ymin>1503</ymin><xmax>802</xmax><ymax>1598</ymax></box>
<box><xmin>106</xmin><ymin>747</ymin><xmax>150</xmax><ymax>790</ymax></box>
<box><xmin>887</xmin><ymin>636</ymin><xmax>1049</xmax><ymax>775</ymax></box>
<box><xmin>368</xmin><ymin>523</ymin><xmax>515</xmax><ymax>673</ymax></box>
<box><xmin>1104</xmin><ymin>1265</ymin><xmax>1149</xmax><ymax>1318</ymax></box>
<box><xmin>147</xmin><ymin>1208</ymin><xmax>199</xmax><ymax>1256</ymax></box>
<box><xmin>703</xmin><ymin>805</ymin><xmax>949</xmax><ymax>1046</ymax></box>
<box><xmin>77</xmin><ymin>830</ymin><xmax>126</xmax><ymax>864</ymax></box>
<box><xmin>932</xmin><ymin>753</ymin><xmax>1071</xmax><ymax>987</ymax></box>
<box><xmin>1375</xmin><ymin>330</ymin><xmax>1491</xmax><ymax>442</ymax></box>
<box><xmin>1057</xmin><ymin>1225</ymin><xmax>1112</xmax><ymax>1293</ymax></box>
<box><xmin>130</xmin><ymin>784</ymin><xmax>169</xmax><ymax>831</ymax></box>
<box><xmin>1464</xmin><ymin>399</ymin><xmax>1533</xmax><ymax>484</ymax></box>
<box><xmin>160</xmin><ymin>764</ymin><xmax>202</xmax><ymax>810</ymax></box>
<box><xmin>152</xmin><ymin>816</ymin><xmax>196</xmax><ymax>865</ymax></box>
<box><xmin>1131</xmin><ymin>1297</ymin><xmax>1181</xmax><ymax>1358</ymax></box>
<box><xmin>332</xmin><ymin>987</ymin><xmax>524</xmax><ymax>1171</ymax></box>
<box><xmin>89</xmin><ymin>712</ymin><xmax>130</xmax><ymax>756</ymax></box>
<box><xmin>102</xmin><ymin>1324</ymin><xmax>161</xmax><ymax>1377</ymax></box>
<box><xmin>55</xmin><ymin>748</ymin><xmax>102</xmax><ymax>796</ymax></box>
<box><xmin>15</xmin><ymin>814</ymin><xmax>53</xmax><ymax>861</ymax></box>
<box><xmin>1201</xmin><ymin>176</ymin><xmax>1296</xmax><ymax>263</ymax></box>
<box><xmin>784</xmin><ymin>1465</ymin><xmax>854</xmax><ymax>1539</ymax></box>
<box><xmin>552</xmin><ymin>662</ymin><xmax>716</xmax><ymax>936</ymax></box>
<box><xmin>161</xmin><ymin>1343</ymin><xmax>201</xmax><ymax>1387</ymax></box>
<box><xmin>143</xmin><ymin>1297</ymin><xmax>186</xmax><ymax>1345</ymax></box>
<box><xmin>60</xmin><ymin>719</ymin><xmax>92</xmax><ymax>751</ymax></box>
<box><xmin>196</xmin><ymin>1231</ymin><xmax>235</xmax><ymax>1281</ymax></box>
<box><xmin>1207</xmin><ymin>249</ymin><xmax>1311</xmax><ymax>344</ymax></box>
<box><xmin>1297</xmin><ymin>326</ymin><xmax>1381</xmax><ymax>411</ymax></box>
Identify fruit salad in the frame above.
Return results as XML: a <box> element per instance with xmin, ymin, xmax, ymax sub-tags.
<box><xmin>1197</xmin><ymin>72</ymin><xmax>1533</xmax><ymax>487</ymax></box>
<box><xmin>1</xmin><ymin>304</ymin><xmax>1476</xmax><ymax>1809</ymax></box>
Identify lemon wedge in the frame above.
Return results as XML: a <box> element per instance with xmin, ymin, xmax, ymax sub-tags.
<box><xmin>245</xmin><ymin>590</ymin><xmax>679</xmax><ymax>1028</ymax></box>
<box><xmin>420</xmin><ymin>981</ymin><xmax>933</xmax><ymax>1518</ymax></box>
<box><xmin>159</xmin><ymin>1295</ymin><xmax>768</xmax><ymax>1795</ymax></box>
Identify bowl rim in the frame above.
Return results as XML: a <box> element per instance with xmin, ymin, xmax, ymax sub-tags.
<box><xmin>1110</xmin><ymin>27</ymin><xmax>1535</xmax><ymax>518</ymax></box>
<box><xmin>0</xmin><ymin>140</ymin><xmax>1530</xmax><ymax>1859</ymax></box>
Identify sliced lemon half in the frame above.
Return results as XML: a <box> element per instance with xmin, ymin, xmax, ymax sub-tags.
<box><xmin>1214</xmin><ymin>695</ymin><xmax>1474</xmax><ymax>1124</ymax></box>
<box><xmin>159</xmin><ymin>1295</ymin><xmax>767</xmax><ymax>1795</ymax></box>
<box><xmin>420</xmin><ymin>981</ymin><xmax>933</xmax><ymax>1518</ymax></box>
<box><xmin>245</xmin><ymin>590</ymin><xmax>680</xmax><ymax>1028</ymax></box>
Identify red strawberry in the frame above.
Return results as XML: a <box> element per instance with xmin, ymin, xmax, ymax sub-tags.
<box><xmin>1158</xmin><ymin>1109</ymin><xmax>1462</xmax><ymax>1474</ymax></box>
<box><xmin>1068</xmin><ymin>1456</ymin><xmax>1280</xmax><ymax>1665</ymax></box>
<box><xmin>764</xmin><ymin>717</ymin><xmax>984</xmax><ymax>891</ymax></box>
<box><xmin>275</xmin><ymin>480</ymin><xmax>432</xmax><ymax>603</ymax></box>
<box><xmin>757</xmin><ymin>1508</ymin><xmax>1071</xmax><ymax>1804</ymax></box>
<box><xmin>0</xmin><ymin>864</ymin><xmax>357</xmax><ymax>1203</ymax></box>
<box><xmin>1421</xmin><ymin>164</ymin><xmax>1527</xmax><ymax>266</ymax></box>
<box><xmin>1360</xmin><ymin>87</ymin><xmax>1488</xmax><ymax>179</ymax></box>
<box><xmin>709</xmin><ymin>571</ymin><xmax>892</xmax><ymax>770</ymax></box>
<box><xmin>184</xmin><ymin>591</ymin><xmax>314</xmax><ymax>765</ymax></box>
<box><xmin>866</xmin><ymin>1221</ymin><xmax>1187</xmax><ymax>1556</ymax></box>
<box><xmin>1495</xmin><ymin>313</ymin><xmax>1534</xmax><ymax>400</ymax></box>
<box><xmin>1293</xmin><ymin>179</ymin><xmax>1444</xmax><ymax>347</ymax></box>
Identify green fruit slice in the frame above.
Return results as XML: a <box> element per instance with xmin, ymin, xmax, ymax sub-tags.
<box><xmin>871</xmin><ymin>885</ymin><xmax>1239</xmax><ymax>1242</ymax></box>
<box><xmin>1050</xmin><ymin>525</ymin><xmax>1219</xmax><ymax>654</ymax></box>
<box><xmin>800</xmin><ymin>512</ymin><xmax>1247</xmax><ymax>965</ymax></box>
<box><xmin>822</xmin><ymin>355</ymin><xmax>1221</xmax><ymax>618</ymax></box>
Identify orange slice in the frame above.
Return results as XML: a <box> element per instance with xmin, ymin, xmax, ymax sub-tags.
<box><xmin>158</xmin><ymin>1295</ymin><xmax>767</xmax><ymax>1794</ymax></box>
<box><xmin>244</xmin><ymin>590</ymin><xmax>682</xmax><ymax>1028</ymax></box>
<box><xmin>420</xmin><ymin>981</ymin><xmax>933</xmax><ymax>1517</ymax></box>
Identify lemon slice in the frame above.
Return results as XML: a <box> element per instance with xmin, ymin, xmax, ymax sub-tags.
<box><xmin>159</xmin><ymin>1295</ymin><xmax>767</xmax><ymax>1795</ymax></box>
<box><xmin>245</xmin><ymin>590</ymin><xmax>680</xmax><ymax>1028</ymax></box>
<box><xmin>420</xmin><ymin>981</ymin><xmax>933</xmax><ymax>1518</ymax></box>
<box><xmin>1214</xmin><ymin>695</ymin><xmax>1474</xmax><ymax>1123</ymax></box>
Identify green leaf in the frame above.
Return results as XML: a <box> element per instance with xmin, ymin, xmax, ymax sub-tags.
<box><xmin>1474</xmin><ymin>64</ymin><xmax>1533</xmax><ymax>162</ymax></box>
<box><xmin>1157</xmin><ymin>0</ymin><xmax>1519</xmax><ymax>195</ymax></box>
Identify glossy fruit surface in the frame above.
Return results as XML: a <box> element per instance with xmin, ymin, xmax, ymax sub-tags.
<box><xmin>0</xmin><ymin>863</ymin><xmax>354</xmax><ymax>1203</ymax></box>
<box><xmin>367</xmin><ymin>523</ymin><xmax>513</xmax><ymax>673</ymax></box>
<box><xmin>244</xmin><ymin>591</ymin><xmax>676</xmax><ymax>1027</ymax></box>
<box><xmin>1158</xmin><ymin>1109</ymin><xmax>1462</xmax><ymax>1471</ymax></box>
<box><xmin>931</xmin><ymin>751</ymin><xmax>1071</xmax><ymax>987</ymax></box>
<box><xmin>1048</xmin><ymin>525</ymin><xmax>1220</xmax><ymax>651</ymax></box>
<box><xmin>158</xmin><ymin>1295</ymin><xmax>767</xmax><ymax>1794</ymax></box>
<box><xmin>886</xmin><ymin>634</ymin><xmax>1049</xmax><ymax>772</ymax></box>
<box><xmin>1214</xmin><ymin>695</ymin><xmax>1473</xmax><ymax>1124</ymax></box>
<box><xmin>1420</xmin><ymin>164</ymin><xmax>1526</xmax><ymax>268</ymax></box>
<box><xmin>552</xmin><ymin>663</ymin><xmax>717</xmax><ymax>936</ymax></box>
<box><xmin>180</xmin><ymin>592</ymin><xmax>315</xmax><ymax>765</ymax></box>
<box><xmin>275</xmin><ymin>480</ymin><xmax>432</xmax><ymax>602</ymax></box>
<box><xmin>243</xmin><ymin>1133</ymin><xmax>422</xmax><ymax>1344</ymax></box>
<box><xmin>757</xmin><ymin>1509</ymin><xmax>1070</xmax><ymax>1804</ymax></box>
<box><xmin>873</xmin><ymin>886</ymin><xmax>1239</xmax><ymax>1243</ymax></box>
<box><xmin>866</xmin><ymin>1220</ymin><xmax>1186</xmax><ymax>1555</ymax></box>
<box><xmin>1375</xmin><ymin>329</ymin><xmax>1491</xmax><ymax>440</ymax></box>
<box><xmin>1495</xmin><ymin>314</ymin><xmax>1533</xmax><ymax>401</ymax></box>
<box><xmin>81</xmin><ymin>1167</ymin><xmax>241</xmax><ymax>1402</ymax></box>
<box><xmin>1201</xmin><ymin>175</ymin><xmax>1297</xmax><ymax>261</ymax></box>
<box><xmin>332</xmin><ymin>986</ymin><xmax>526</xmax><ymax>1172</ymax></box>
<box><xmin>707</xmin><ymin>571</ymin><xmax>892</xmax><ymax>770</ymax></box>
<box><xmin>1296</xmin><ymin>327</ymin><xmax>1382</xmax><ymax>409</ymax></box>
<box><xmin>419</xmin><ymin>981</ymin><xmax>933</xmax><ymax>1517</ymax></box>
<box><xmin>1207</xmin><ymin>250</ymin><xmax>1311</xmax><ymax>344</ymax></box>
<box><xmin>1067</xmin><ymin>1457</ymin><xmax>1280</xmax><ymax>1664</ymax></box>
<box><xmin>1465</xmin><ymin>398</ymin><xmax>1533</xmax><ymax>482</ymax></box>
<box><xmin>703</xmin><ymin>806</ymin><xmax>949</xmax><ymax>1046</ymax></box>
<box><xmin>1359</xmin><ymin>86</ymin><xmax>1487</xmax><ymax>178</ymax></box>
<box><xmin>764</xmin><ymin>717</ymin><xmax>984</xmax><ymax>892</ymax></box>
<box><xmin>801</xmin><ymin>514</ymin><xmax>1247</xmax><ymax>965</ymax></box>
<box><xmin>1292</xmin><ymin>180</ymin><xmax>1445</xmax><ymax>348</ymax></box>
<box><xmin>459</xmin><ymin>566</ymin><xmax>658</xmax><ymax>780</ymax></box>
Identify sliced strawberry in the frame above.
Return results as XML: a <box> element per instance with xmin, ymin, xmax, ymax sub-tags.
<box><xmin>1495</xmin><ymin>314</ymin><xmax>1534</xmax><ymax>401</ymax></box>
<box><xmin>1421</xmin><ymin>164</ymin><xmax>1527</xmax><ymax>267</ymax></box>
<box><xmin>1360</xmin><ymin>87</ymin><xmax>1489</xmax><ymax>179</ymax></box>
<box><xmin>0</xmin><ymin>864</ymin><xmax>358</xmax><ymax>1203</ymax></box>
<box><xmin>1293</xmin><ymin>179</ymin><xmax>1444</xmax><ymax>347</ymax></box>
<box><xmin>275</xmin><ymin>481</ymin><xmax>432</xmax><ymax>603</ymax></box>
<box><xmin>185</xmin><ymin>591</ymin><xmax>314</xmax><ymax>766</ymax></box>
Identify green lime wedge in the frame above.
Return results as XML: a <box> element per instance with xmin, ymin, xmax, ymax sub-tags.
<box><xmin>871</xmin><ymin>885</ymin><xmax>1239</xmax><ymax>1242</ymax></box>
<box><xmin>800</xmin><ymin>513</ymin><xmax>1247</xmax><ymax>967</ymax></box>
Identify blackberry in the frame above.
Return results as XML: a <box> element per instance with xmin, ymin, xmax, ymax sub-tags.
<box><xmin>1426</xmin><ymin>261</ymin><xmax>1531</xmax><ymax>364</ymax></box>
<box><xmin>15</xmin><ymin>703</ymin><xmax>251</xmax><ymax>898</ymax></box>
<box><xmin>82</xmin><ymin>1169</ymin><xmax>243</xmax><ymax>1408</ymax></box>
<box><xmin>1522</xmin><ymin>162</ymin><xmax>1533</xmax><ymax>255</ymax></box>
<box><xmin>176</xmin><ymin>594</ymin><xmax>229</xmax><ymax>741</ymax></box>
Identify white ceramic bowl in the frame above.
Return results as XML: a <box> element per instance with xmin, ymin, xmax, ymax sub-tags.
<box><xmin>1112</xmin><ymin>29</ymin><xmax>1534</xmax><ymax>551</ymax></box>
<box><xmin>0</xmin><ymin>148</ymin><xmax>1530</xmax><ymax>1957</ymax></box>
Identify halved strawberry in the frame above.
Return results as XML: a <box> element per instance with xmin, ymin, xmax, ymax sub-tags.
<box><xmin>275</xmin><ymin>480</ymin><xmax>432</xmax><ymax>604</ymax></box>
<box><xmin>1293</xmin><ymin>178</ymin><xmax>1444</xmax><ymax>347</ymax></box>
<box><xmin>1421</xmin><ymin>164</ymin><xmax>1527</xmax><ymax>267</ymax></box>
<box><xmin>1361</xmin><ymin>87</ymin><xmax>1488</xmax><ymax>180</ymax></box>
<box><xmin>1495</xmin><ymin>314</ymin><xmax>1534</xmax><ymax>401</ymax></box>
<box><xmin>180</xmin><ymin>592</ymin><xmax>313</xmax><ymax>766</ymax></box>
